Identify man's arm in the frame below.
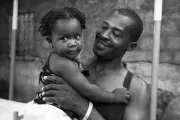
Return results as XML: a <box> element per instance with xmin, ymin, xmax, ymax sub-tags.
<box><xmin>123</xmin><ymin>76</ymin><xmax>151</xmax><ymax>120</ymax></box>
<box><xmin>42</xmin><ymin>75</ymin><xmax>105</xmax><ymax>120</ymax></box>
<box><xmin>75</xmin><ymin>100</ymin><xmax>105</xmax><ymax>120</ymax></box>
<box><xmin>88</xmin><ymin>108</ymin><xmax>105</xmax><ymax>120</ymax></box>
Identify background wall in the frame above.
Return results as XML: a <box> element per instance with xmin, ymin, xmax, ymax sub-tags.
<box><xmin>0</xmin><ymin>0</ymin><xmax>180</xmax><ymax>119</ymax></box>
<box><xmin>1</xmin><ymin>0</ymin><xmax>180</xmax><ymax>62</ymax></box>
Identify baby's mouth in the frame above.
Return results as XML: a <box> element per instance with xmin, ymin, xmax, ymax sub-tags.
<box><xmin>68</xmin><ymin>49</ymin><xmax>79</xmax><ymax>55</ymax></box>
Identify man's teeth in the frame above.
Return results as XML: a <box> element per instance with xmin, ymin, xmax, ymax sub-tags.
<box><xmin>98</xmin><ymin>42</ymin><xmax>105</xmax><ymax>47</ymax></box>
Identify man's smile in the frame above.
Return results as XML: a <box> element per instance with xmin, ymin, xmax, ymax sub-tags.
<box><xmin>95</xmin><ymin>38</ymin><xmax>113</xmax><ymax>49</ymax></box>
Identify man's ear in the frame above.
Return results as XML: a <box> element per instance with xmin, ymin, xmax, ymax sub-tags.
<box><xmin>127</xmin><ymin>42</ymin><xmax>138</xmax><ymax>51</ymax></box>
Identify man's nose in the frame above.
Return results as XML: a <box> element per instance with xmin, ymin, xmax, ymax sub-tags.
<box><xmin>102</xmin><ymin>29</ymin><xmax>111</xmax><ymax>39</ymax></box>
<box><xmin>68</xmin><ymin>39</ymin><xmax>77</xmax><ymax>47</ymax></box>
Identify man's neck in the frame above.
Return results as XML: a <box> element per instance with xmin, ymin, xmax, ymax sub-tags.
<box><xmin>93</xmin><ymin>56</ymin><xmax>125</xmax><ymax>74</ymax></box>
<box><xmin>88</xmin><ymin>56</ymin><xmax>128</xmax><ymax>91</ymax></box>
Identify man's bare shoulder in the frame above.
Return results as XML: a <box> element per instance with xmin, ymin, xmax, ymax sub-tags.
<box><xmin>123</xmin><ymin>74</ymin><xmax>150</xmax><ymax>120</ymax></box>
<box><xmin>128</xmin><ymin>74</ymin><xmax>151</xmax><ymax>106</ymax></box>
<box><xmin>131</xmin><ymin>74</ymin><xmax>150</xmax><ymax>95</ymax></box>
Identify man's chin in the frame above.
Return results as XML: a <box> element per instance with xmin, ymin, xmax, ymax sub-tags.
<box><xmin>93</xmin><ymin>47</ymin><xmax>106</xmax><ymax>59</ymax></box>
<box><xmin>93</xmin><ymin>46</ymin><xmax>101</xmax><ymax>56</ymax></box>
<box><xmin>93</xmin><ymin>48</ymin><xmax>120</xmax><ymax>61</ymax></box>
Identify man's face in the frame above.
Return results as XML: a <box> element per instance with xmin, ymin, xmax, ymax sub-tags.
<box><xmin>93</xmin><ymin>13</ymin><xmax>134</xmax><ymax>60</ymax></box>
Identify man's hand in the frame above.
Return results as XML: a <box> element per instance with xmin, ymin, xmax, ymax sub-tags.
<box><xmin>41</xmin><ymin>75</ymin><xmax>89</xmax><ymax>118</ymax></box>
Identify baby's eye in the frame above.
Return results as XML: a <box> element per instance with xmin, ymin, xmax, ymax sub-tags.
<box><xmin>61</xmin><ymin>37</ymin><xmax>68</xmax><ymax>41</ymax></box>
<box><xmin>75</xmin><ymin>35</ymin><xmax>81</xmax><ymax>39</ymax></box>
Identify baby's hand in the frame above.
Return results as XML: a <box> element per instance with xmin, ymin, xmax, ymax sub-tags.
<box><xmin>113</xmin><ymin>87</ymin><xmax>130</xmax><ymax>104</ymax></box>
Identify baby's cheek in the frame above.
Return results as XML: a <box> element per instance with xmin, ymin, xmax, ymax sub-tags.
<box><xmin>78</xmin><ymin>42</ymin><xmax>84</xmax><ymax>50</ymax></box>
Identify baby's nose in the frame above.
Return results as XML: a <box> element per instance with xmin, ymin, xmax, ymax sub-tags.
<box><xmin>68</xmin><ymin>39</ymin><xmax>77</xmax><ymax>47</ymax></box>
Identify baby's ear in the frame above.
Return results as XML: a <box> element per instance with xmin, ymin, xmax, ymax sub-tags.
<box><xmin>46</xmin><ymin>36</ymin><xmax>52</xmax><ymax>43</ymax></box>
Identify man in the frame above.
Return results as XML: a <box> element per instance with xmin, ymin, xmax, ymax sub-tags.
<box><xmin>41</xmin><ymin>8</ymin><xmax>150</xmax><ymax>120</ymax></box>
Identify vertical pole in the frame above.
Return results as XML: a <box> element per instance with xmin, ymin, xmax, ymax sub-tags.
<box><xmin>13</xmin><ymin>111</ymin><xmax>19</xmax><ymax>120</ymax></box>
<box><xmin>9</xmin><ymin>0</ymin><xmax>18</xmax><ymax>100</ymax></box>
<box><xmin>150</xmin><ymin>0</ymin><xmax>163</xmax><ymax>120</ymax></box>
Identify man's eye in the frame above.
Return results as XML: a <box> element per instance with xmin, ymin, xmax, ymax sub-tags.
<box><xmin>113</xmin><ymin>31</ymin><xmax>123</xmax><ymax>37</ymax></box>
<box><xmin>102</xmin><ymin>25</ymin><xmax>108</xmax><ymax>30</ymax></box>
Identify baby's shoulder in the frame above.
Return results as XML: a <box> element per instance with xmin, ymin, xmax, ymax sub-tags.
<box><xmin>50</xmin><ymin>54</ymin><xmax>72</xmax><ymax>64</ymax></box>
<box><xmin>49</xmin><ymin>54</ymin><xmax>77</xmax><ymax>71</ymax></box>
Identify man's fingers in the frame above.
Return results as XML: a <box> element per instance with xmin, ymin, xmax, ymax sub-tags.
<box><xmin>42</xmin><ymin>84</ymin><xmax>61</xmax><ymax>91</ymax></box>
<box><xmin>43</xmin><ymin>97</ymin><xmax>57</xmax><ymax>103</ymax></box>
<box><xmin>125</xmin><ymin>91</ymin><xmax>130</xmax><ymax>95</ymax></box>
<box><xmin>43</xmin><ymin>75</ymin><xmax>66</xmax><ymax>84</ymax></box>
<box><xmin>122</xmin><ymin>99</ymin><xmax>128</xmax><ymax>104</ymax></box>
<box><xmin>125</xmin><ymin>94</ymin><xmax>131</xmax><ymax>102</ymax></box>
<box><xmin>122</xmin><ymin>87</ymin><xmax>127</xmax><ymax>91</ymax></box>
<box><xmin>42</xmin><ymin>84</ymin><xmax>71</xmax><ymax>96</ymax></box>
<box><xmin>125</xmin><ymin>94</ymin><xmax>130</xmax><ymax>98</ymax></box>
<box><xmin>43</xmin><ymin>75</ymin><xmax>57</xmax><ymax>82</ymax></box>
<box><xmin>43</xmin><ymin>96</ymin><xmax>66</xmax><ymax>103</ymax></box>
<box><xmin>42</xmin><ymin>90</ymin><xmax>57</xmax><ymax>97</ymax></box>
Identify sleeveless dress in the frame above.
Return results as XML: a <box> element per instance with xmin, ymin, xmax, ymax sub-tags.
<box><xmin>34</xmin><ymin>52</ymin><xmax>90</xmax><ymax>120</ymax></box>
<box><xmin>94</xmin><ymin>71</ymin><xmax>133</xmax><ymax>120</ymax></box>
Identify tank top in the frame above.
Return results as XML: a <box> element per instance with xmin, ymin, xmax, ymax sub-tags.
<box><xmin>94</xmin><ymin>71</ymin><xmax>133</xmax><ymax>120</ymax></box>
<box><xmin>39</xmin><ymin>52</ymin><xmax>90</xmax><ymax>85</ymax></box>
<box><xmin>34</xmin><ymin>52</ymin><xmax>90</xmax><ymax>119</ymax></box>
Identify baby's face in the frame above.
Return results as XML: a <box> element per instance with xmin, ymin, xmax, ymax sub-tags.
<box><xmin>51</xmin><ymin>18</ymin><xmax>83</xmax><ymax>59</ymax></box>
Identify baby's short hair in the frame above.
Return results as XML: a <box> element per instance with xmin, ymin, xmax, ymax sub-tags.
<box><xmin>39</xmin><ymin>7</ymin><xmax>86</xmax><ymax>40</ymax></box>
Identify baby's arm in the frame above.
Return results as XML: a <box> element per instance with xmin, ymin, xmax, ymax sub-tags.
<box><xmin>49</xmin><ymin>54</ymin><xmax>129</xmax><ymax>103</ymax></box>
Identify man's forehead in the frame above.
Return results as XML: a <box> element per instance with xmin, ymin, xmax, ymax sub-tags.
<box><xmin>104</xmin><ymin>13</ymin><xmax>133</xmax><ymax>30</ymax></box>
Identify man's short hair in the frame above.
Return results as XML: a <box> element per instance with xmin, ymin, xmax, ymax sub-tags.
<box><xmin>115</xmin><ymin>8</ymin><xmax>143</xmax><ymax>42</ymax></box>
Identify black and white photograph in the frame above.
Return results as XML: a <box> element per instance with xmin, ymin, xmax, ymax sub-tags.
<box><xmin>0</xmin><ymin>0</ymin><xmax>180</xmax><ymax>120</ymax></box>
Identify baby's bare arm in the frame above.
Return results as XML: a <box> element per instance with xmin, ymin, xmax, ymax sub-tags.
<box><xmin>49</xmin><ymin>54</ymin><xmax>117</xmax><ymax>103</ymax></box>
<box><xmin>113</xmin><ymin>88</ymin><xmax>130</xmax><ymax>103</ymax></box>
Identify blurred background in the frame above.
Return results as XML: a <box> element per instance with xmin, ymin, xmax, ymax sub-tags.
<box><xmin>0</xmin><ymin>0</ymin><xmax>180</xmax><ymax>119</ymax></box>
